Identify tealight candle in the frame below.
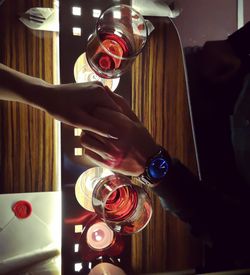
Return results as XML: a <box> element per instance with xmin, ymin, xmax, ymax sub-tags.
<box><xmin>86</xmin><ymin>222</ymin><xmax>114</xmax><ymax>250</ymax></box>
<box><xmin>88</xmin><ymin>263</ymin><xmax>126</xmax><ymax>275</ymax></box>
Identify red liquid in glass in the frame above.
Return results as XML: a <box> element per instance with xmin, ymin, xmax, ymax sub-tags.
<box><xmin>87</xmin><ymin>30</ymin><xmax>133</xmax><ymax>78</ymax></box>
<box><xmin>104</xmin><ymin>185</ymin><xmax>138</xmax><ymax>222</ymax></box>
<box><xmin>92</xmin><ymin>175</ymin><xmax>152</xmax><ymax>234</ymax></box>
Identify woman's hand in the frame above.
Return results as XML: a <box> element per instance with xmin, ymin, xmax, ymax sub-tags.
<box><xmin>80</xmin><ymin>92</ymin><xmax>159</xmax><ymax>176</ymax></box>
<box><xmin>41</xmin><ymin>82</ymin><xmax>122</xmax><ymax>138</ymax></box>
<box><xmin>0</xmin><ymin>64</ymin><xmax>122</xmax><ymax>138</ymax></box>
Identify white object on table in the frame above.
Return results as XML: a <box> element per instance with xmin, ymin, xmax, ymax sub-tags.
<box><xmin>19</xmin><ymin>7</ymin><xmax>59</xmax><ymax>32</ymax></box>
<box><xmin>0</xmin><ymin>191</ymin><xmax>61</xmax><ymax>274</ymax></box>
<box><xmin>16</xmin><ymin>255</ymin><xmax>61</xmax><ymax>275</ymax></box>
<box><xmin>132</xmin><ymin>0</ymin><xmax>180</xmax><ymax>18</ymax></box>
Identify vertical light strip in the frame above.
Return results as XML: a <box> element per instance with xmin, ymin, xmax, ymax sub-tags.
<box><xmin>237</xmin><ymin>0</ymin><xmax>244</xmax><ymax>29</ymax></box>
<box><xmin>51</xmin><ymin>6</ymin><xmax>61</xmax><ymax>275</ymax></box>
<box><xmin>54</xmin><ymin>42</ymin><xmax>61</xmax><ymax>191</ymax></box>
<box><xmin>54</xmin><ymin>119</ymin><xmax>61</xmax><ymax>191</ymax></box>
<box><xmin>53</xmin><ymin>0</ymin><xmax>61</xmax><ymax>191</ymax></box>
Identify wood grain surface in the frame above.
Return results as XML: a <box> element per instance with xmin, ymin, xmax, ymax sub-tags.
<box><xmin>0</xmin><ymin>1</ymin><xmax>203</xmax><ymax>272</ymax></box>
<box><xmin>0</xmin><ymin>0</ymin><xmax>57</xmax><ymax>193</ymax></box>
<box><xmin>131</xmin><ymin>18</ymin><xmax>204</xmax><ymax>273</ymax></box>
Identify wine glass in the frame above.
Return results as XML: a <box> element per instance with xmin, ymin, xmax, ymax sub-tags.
<box><xmin>86</xmin><ymin>4</ymin><xmax>148</xmax><ymax>79</ymax></box>
<box><xmin>73</xmin><ymin>52</ymin><xmax>120</xmax><ymax>92</ymax></box>
<box><xmin>75</xmin><ymin>167</ymin><xmax>114</xmax><ymax>212</ymax></box>
<box><xmin>92</xmin><ymin>173</ymin><xmax>152</xmax><ymax>234</ymax></box>
<box><xmin>75</xmin><ymin>167</ymin><xmax>152</xmax><ymax>234</ymax></box>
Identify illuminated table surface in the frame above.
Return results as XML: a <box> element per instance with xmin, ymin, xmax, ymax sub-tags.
<box><xmin>59</xmin><ymin>3</ymin><xmax>204</xmax><ymax>272</ymax></box>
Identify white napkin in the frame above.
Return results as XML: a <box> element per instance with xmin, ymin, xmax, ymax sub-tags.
<box><xmin>0</xmin><ymin>192</ymin><xmax>61</xmax><ymax>274</ymax></box>
<box><xmin>19</xmin><ymin>7</ymin><xmax>59</xmax><ymax>32</ymax></box>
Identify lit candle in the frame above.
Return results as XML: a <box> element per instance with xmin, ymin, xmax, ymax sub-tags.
<box><xmin>86</xmin><ymin>222</ymin><xmax>114</xmax><ymax>250</ymax></box>
<box><xmin>88</xmin><ymin>263</ymin><xmax>126</xmax><ymax>275</ymax></box>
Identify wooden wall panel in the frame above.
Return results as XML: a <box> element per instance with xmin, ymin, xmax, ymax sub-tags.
<box><xmin>0</xmin><ymin>0</ymin><xmax>57</xmax><ymax>193</ymax></box>
<box><xmin>131</xmin><ymin>19</ymin><xmax>203</xmax><ymax>273</ymax></box>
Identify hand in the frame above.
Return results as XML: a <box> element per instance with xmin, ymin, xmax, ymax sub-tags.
<box><xmin>200</xmin><ymin>40</ymin><xmax>241</xmax><ymax>84</ymax></box>
<box><xmin>0</xmin><ymin>64</ymin><xmax>121</xmax><ymax>138</ymax></box>
<box><xmin>42</xmin><ymin>82</ymin><xmax>122</xmax><ymax>138</ymax></box>
<box><xmin>80</xmin><ymin>92</ymin><xmax>159</xmax><ymax>176</ymax></box>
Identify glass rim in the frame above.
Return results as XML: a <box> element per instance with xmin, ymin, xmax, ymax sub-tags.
<box><xmin>95</xmin><ymin>4</ymin><xmax>148</xmax><ymax>60</ymax></box>
<box><xmin>103</xmin><ymin>182</ymin><xmax>153</xmax><ymax>234</ymax></box>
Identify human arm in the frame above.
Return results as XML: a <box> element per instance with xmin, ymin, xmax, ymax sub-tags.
<box><xmin>80</xmin><ymin>92</ymin><xmax>250</xmax><ymax>251</ymax></box>
<box><xmin>0</xmin><ymin>63</ymin><xmax>121</xmax><ymax>137</ymax></box>
<box><xmin>80</xmin><ymin>91</ymin><xmax>159</xmax><ymax>177</ymax></box>
<box><xmin>79</xmin><ymin>91</ymin><xmax>211</xmax><ymax>223</ymax></box>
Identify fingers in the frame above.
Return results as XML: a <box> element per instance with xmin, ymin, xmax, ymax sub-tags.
<box><xmin>82</xmin><ymin>117</ymin><xmax>118</xmax><ymax>139</ymax></box>
<box><xmin>81</xmin><ymin>131</ymin><xmax>114</xmax><ymax>159</ymax></box>
<box><xmin>104</xmin><ymin>87</ymin><xmax>140</xmax><ymax>122</ymax></box>
<box><xmin>67</xmin><ymin>111</ymin><xmax>119</xmax><ymax>139</ymax></box>
<box><xmin>85</xmin><ymin>148</ymin><xmax>107</xmax><ymax>166</ymax></box>
<box><xmin>82</xmin><ymin>131</ymin><xmax>126</xmax><ymax>170</ymax></box>
<box><xmin>85</xmin><ymin>148</ymin><xmax>117</xmax><ymax>169</ymax></box>
<box><xmin>92</xmin><ymin>107</ymin><xmax>139</xmax><ymax>140</ymax></box>
<box><xmin>83</xmin><ymin>83</ymin><xmax>122</xmax><ymax>113</ymax></box>
<box><xmin>93</xmin><ymin>107</ymin><xmax>134</xmax><ymax>132</ymax></box>
<box><xmin>96</xmin><ymin>86</ymin><xmax>122</xmax><ymax>113</ymax></box>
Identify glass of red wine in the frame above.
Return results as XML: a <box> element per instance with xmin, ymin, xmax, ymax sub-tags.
<box><xmin>92</xmin><ymin>173</ymin><xmax>152</xmax><ymax>235</ymax></box>
<box><xmin>86</xmin><ymin>4</ymin><xmax>148</xmax><ymax>79</ymax></box>
<box><xmin>75</xmin><ymin>167</ymin><xmax>152</xmax><ymax>234</ymax></box>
